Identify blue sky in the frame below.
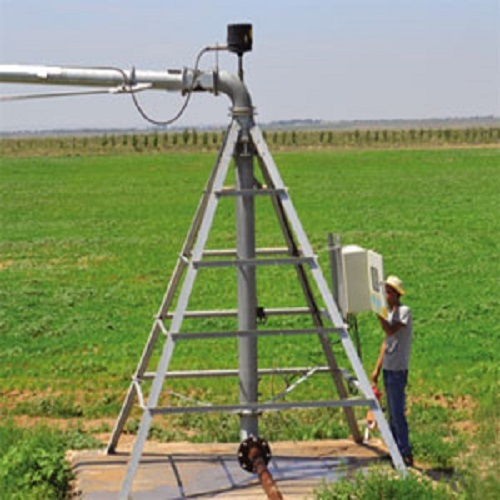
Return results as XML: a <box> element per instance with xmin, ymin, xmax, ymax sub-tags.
<box><xmin>0</xmin><ymin>0</ymin><xmax>498</xmax><ymax>131</ymax></box>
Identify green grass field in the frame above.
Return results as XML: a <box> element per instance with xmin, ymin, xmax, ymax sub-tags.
<box><xmin>1</xmin><ymin>146</ymin><xmax>499</xmax><ymax>496</ymax></box>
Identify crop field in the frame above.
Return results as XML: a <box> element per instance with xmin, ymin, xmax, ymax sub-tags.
<box><xmin>1</xmin><ymin>144</ymin><xmax>499</xmax><ymax>496</ymax></box>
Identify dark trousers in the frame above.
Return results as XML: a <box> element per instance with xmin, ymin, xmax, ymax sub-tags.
<box><xmin>383</xmin><ymin>369</ymin><xmax>411</xmax><ymax>457</ymax></box>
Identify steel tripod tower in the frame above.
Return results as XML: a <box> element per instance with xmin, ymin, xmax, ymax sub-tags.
<box><xmin>0</xmin><ymin>24</ymin><xmax>407</xmax><ymax>498</ymax></box>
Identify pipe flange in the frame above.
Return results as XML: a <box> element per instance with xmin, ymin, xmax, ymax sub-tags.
<box><xmin>237</xmin><ymin>435</ymin><xmax>272</xmax><ymax>473</ymax></box>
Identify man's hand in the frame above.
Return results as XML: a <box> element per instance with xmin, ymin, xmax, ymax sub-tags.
<box><xmin>371</xmin><ymin>369</ymin><xmax>379</xmax><ymax>385</ymax></box>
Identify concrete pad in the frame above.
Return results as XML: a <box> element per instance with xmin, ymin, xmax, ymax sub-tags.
<box><xmin>70</xmin><ymin>438</ymin><xmax>389</xmax><ymax>499</ymax></box>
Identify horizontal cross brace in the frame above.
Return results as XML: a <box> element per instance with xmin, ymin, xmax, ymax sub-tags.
<box><xmin>142</xmin><ymin>366</ymin><xmax>332</xmax><ymax>380</ymax></box>
<box><xmin>161</xmin><ymin>327</ymin><xmax>342</xmax><ymax>341</ymax></box>
<box><xmin>215</xmin><ymin>187</ymin><xmax>287</xmax><ymax>197</ymax></box>
<box><xmin>148</xmin><ymin>398</ymin><xmax>375</xmax><ymax>415</ymax></box>
<box><xmin>192</xmin><ymin>256</ymin><xmax>315</xmax><ymax>269</ymax></box>
<box><xmin>202</xmin><ymin>247</ymin><xmax>294</xmax><ymax>257</ymax></box>
<box><xmin>163</xmin><ymin>306</ymin><xmax>313</xmax><ymax>319</ymax></box>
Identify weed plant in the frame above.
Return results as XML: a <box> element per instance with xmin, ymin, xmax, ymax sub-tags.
<box><xmin>315</xmin><ymin>466</ymin><xmax>458</xmax><ymax>499</ymax></box>
<box><xmin>0</xmin><ymin>421</ymin><xmax>100</xmax><ymax>498</ymax></box>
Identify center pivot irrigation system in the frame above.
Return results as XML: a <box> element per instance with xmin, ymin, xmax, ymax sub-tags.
<box><xmin>0</xmin><ymin>24</ymin><xmax>407</xmax><ymax>498</ymax></box>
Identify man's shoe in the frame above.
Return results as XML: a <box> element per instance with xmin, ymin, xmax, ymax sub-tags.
<box><xmin>403</xmin><ymin>454</ymin><xmax>414</xmax><ymax>467</ymax></box>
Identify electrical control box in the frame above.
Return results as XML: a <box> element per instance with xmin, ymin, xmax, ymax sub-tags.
<box><xmin>367</xmin><ymin>249</ymin><xmax>388</xmax><ymax>318</ymax></box>
<box><xmin>340</xmin><ymin>245</ymin><xmax>387</xmax><ymax>317</ymax></box>
<box><xmin>341</xmin><ymin>245</ymin><xmax>371</xmax><ymax>313</ymax></box>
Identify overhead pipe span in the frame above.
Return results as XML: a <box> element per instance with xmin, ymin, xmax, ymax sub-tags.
<box><xmin>0</xmin><ymin>64</ymin><xmax>253</xmax><ymax>117</ymax></box>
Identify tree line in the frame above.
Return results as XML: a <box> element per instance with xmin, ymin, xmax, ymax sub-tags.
<box><xmin>1</xmin><ymin>126</ymin><xmax>499</xmax><ymax>156</ymax></box>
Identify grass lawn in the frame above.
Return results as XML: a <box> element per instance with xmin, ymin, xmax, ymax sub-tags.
<box><xmin>1</xmin><ymin>146</ymin><xmax>499</xmax><ymax>495</ymax></box>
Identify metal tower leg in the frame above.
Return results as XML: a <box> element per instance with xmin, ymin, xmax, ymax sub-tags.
<box><xmin>117</xmin><ymin>121</ymin><xmax>241</xmax><ymax>498</ymax></box>
<box><xmin>255</xmin><ymin>153</ymin><xmax>362</xmax><ymax>443</ymax></box>
<box><xmin>250</xmin><ymin>125</ymin><xmax>407</xmax><ymax>474</ymax></box>
<box><xmin>107</xmin><ymin>122</ymin><xmax>240</xmax><ymax>454</ymax></box>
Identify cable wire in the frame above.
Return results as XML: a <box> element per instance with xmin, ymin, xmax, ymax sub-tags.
<box><xmin>0</xmin><ymin>44</ymin><xmax>227</xmax><ymax>126</ymax></box>
<box><xmin>102</xmin><ymin>45</ymin><xmax>223</xmax><ymax>126</ymax></box>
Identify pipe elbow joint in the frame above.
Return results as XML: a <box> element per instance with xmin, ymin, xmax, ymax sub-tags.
<box><xmin>216</xmin><ymin>70</ymin><xmax>254</xmax><ymax>119</ymax></box>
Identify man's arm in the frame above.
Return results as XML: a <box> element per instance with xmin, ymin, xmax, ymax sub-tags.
<box><xmin>378</xmin><ymin>315</ymin><xmax>404</xmax><ymax>336</ymax></box>
<box><xmin>371</xmin><ymin>339</ymin><xmax>385</xmax><ymax>384</ymax></box>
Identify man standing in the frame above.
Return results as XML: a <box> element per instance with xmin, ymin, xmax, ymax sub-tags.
<box><xmin>371</xmin><ymin>275</ymin><xmax>413</xmax><ymax>466</ymax></box>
